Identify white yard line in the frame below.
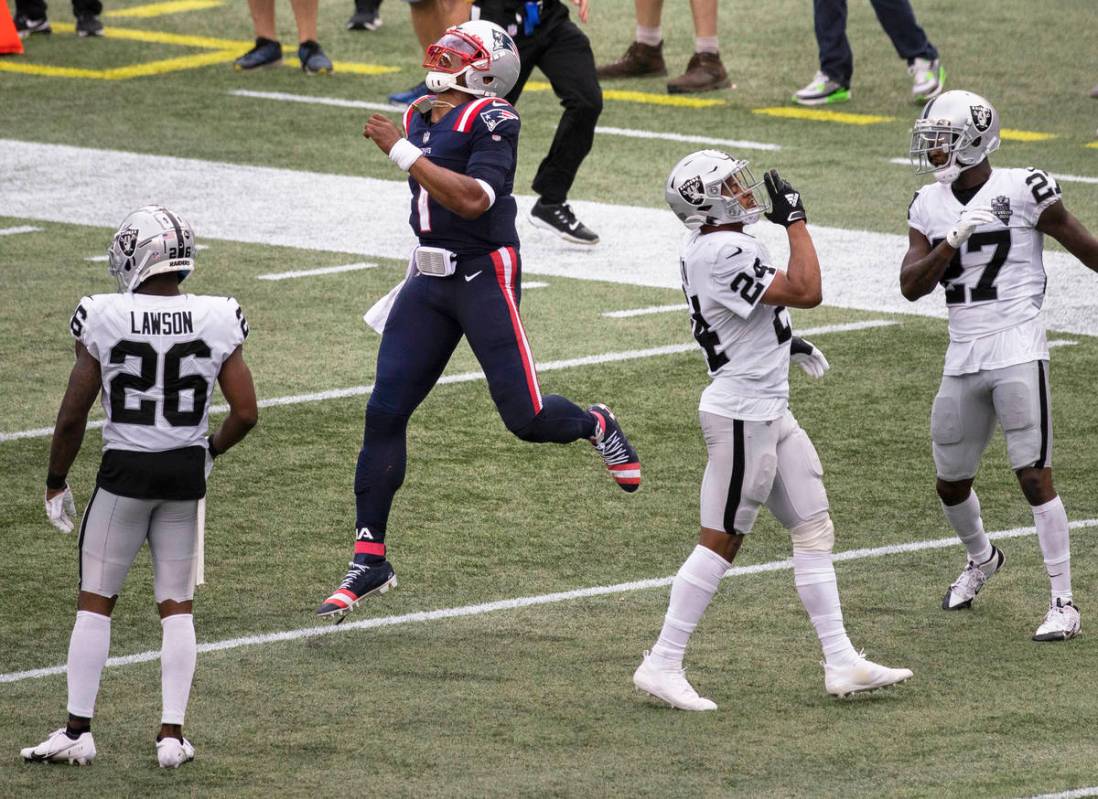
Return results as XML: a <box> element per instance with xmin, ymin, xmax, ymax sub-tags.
<box><xmin>230</xmin><ymin>89</ymin><xmax>396</xmax><ymax>113</ymax></box>
<box><xmin>6</xmin><ymin>140</ymin><xmax>1098</xmax><ymax>336</ymax></box>
<box><xmin>0</xmin><ymin>320</ymin><xmax>893</xmax><ymax>443</ymax></box>
<box><xmin>0</xmin><ymin>225</ymin><xmax>42</xmax><ymax>236</ymax></box>
<box><xmin>885</xmin><ymin>158</ymin><xmax>1098</xmax><ymax>185</ymax></box>
<box><xmin>594</xmin><ymin>125</ymin><xmax>781</xmax><ymax>152</ymax></box>
<box><xmin>1048</xmin><ymin>339</ymin><xmax>1079</xmax><ymax>348</ymax></box>
<box><xmin>3</xmin><ymin>518</ymin><xmax>1094</xmax><ymax>685</ymax></box>
<box><xmin>603</xmin><ymin>303</ymin><xmax>689</xmax><ymax>318</ymax></box>
<box><xmin>1023</xmin><ymin>789</ymin><xmax>1098</xmax><ymax>799</ymax></box>
<box><xmin>257</xmin><ymin>262</ymin><xmax>377</xmax><ymax>281</ymax></box>
<box><xmin>523</xmin><ymin>281</ymin><xmax>549</xmax><ymax>289</ymax></box>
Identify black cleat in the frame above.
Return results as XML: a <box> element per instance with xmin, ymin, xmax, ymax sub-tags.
<box><xmin>233</xmin><ymin>38</ymin><xmax>282</xmax><ymax>71</ymax></box>
<box><xmin>14</xmin><ymin>14</ymin><xmax>52</xmax><ymax>38</ymax></box>
<box><xmin>589</xmin><ymin>403</ymin><xmax>641</xmax><ymax>492</ymax></box>
<box><xmin>316</xmin><ymin>559</ymin><xmax>397</xmax><ymax>620</ymax></box>
<box><xmin>75</xmin><ymin>14</ymin><xmax>103</xmax><ymax>37</ymax></box>
<box><xmin>529</xmin><ymin>199</ymin><xmax>599</xmax><ymax>245</ymax></box>
<box><xmin>347</xmin><ymin>0</ymin><xmax>382</xmax><ymax>31</ymax></box>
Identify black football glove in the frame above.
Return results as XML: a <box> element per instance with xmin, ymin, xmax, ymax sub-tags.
<box><xmin>764</xmin><ymin>169</ymin><xmax>807</xmax><ymax>228</ymax></box>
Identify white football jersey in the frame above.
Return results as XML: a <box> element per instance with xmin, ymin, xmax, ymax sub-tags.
<box><xmin>679</xmin><ymin>229</ymin><xmax>792</xmax><ymax>421</ymax></box>
<box><xmin>70</xmin><ymin>292</ymin><xmax>248</xmax><ymax>453</ymax></box>
<box><xmin>908</xmin><ymin>167</ymin><xmax>1061</xmax><ymax>374</ymax></box>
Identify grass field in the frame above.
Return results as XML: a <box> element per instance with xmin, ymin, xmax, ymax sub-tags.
<box><xmin>2</xmin><ymin>0</ymin><xmax>1098</xmax><ymax>796</ymax></box>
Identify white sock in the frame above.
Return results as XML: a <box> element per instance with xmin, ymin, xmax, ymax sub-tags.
<box><xmin>160</xmin><ymin>614</ymin><xmax>197</xmax><ymax>726</ymax></box>
<box><xmin>650</xmin><ymin>545</ymin><xmax>729</xmax><ymax>669</ymax></box>
<box><xmin>941</xmin><ymin>492</ymin><xmax>994</xmax><ymax>570</ymax></box>
<box><xmin>694</xmin><ymin>35</ymin><xmax>719</xmax><ymax>54</ymax></box>
<box><xmin>793</xmin><ymin>551</ymin><xmax>859</xmax><ymax>668</ymax></box>
<box><xmin>66</xmin><ymin>611</ymin><xmax>111</xmax><ymax>719</ymax></box>
<box><xmin>635</xmin><ymin>25</ymin><xmax>661</xmax><ymax>47</ymax></box>
<box><xmin>1032</xmin><ymin>495</ymin><xmax>1072</xmax><ymax>602</ymax></box>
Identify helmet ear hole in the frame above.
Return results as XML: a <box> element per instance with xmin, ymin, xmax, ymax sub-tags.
<box><xmin>971</xmin><ymin>136</ymin><xmax>982</xmax><ymax>147</ymax></box>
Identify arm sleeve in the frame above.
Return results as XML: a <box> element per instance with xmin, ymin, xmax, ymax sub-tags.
<box><xmin>465</xmin><ymin>105</ymin><xmax>520</xmax><ymax>197</ymax></box>
<box><xmin>224</xmin><ymin>297</ymin><xmax>249</xmax><ymax>351</ymax></box>
<box><xmin>907</xmin><ymin>190</ymin><xmax>929</xmax><ymax>235</ymax></box>
<box><xmin>709</xmin><ymin>241</ymin><xmax>777</xmax><ymax>320</ymax></box>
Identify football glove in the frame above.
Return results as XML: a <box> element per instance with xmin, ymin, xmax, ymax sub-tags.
<box><xmin>790</xmin><ymin>337</ymin><xmax>829</xmax><ymax>379</ymax></box>
<box><xmin>946</xmin><ymin>207</ymin><xmax>998</xmax><ymax>249</ymax></box>
<box><xmin>44</xmin><ymin>485</ymin><xmax>77</xmax><ymax>533</ymax></box>
<box><xmin>204</xmin><ymin>437</ymin><xmax>217</xmax><ymax>480</ymax></box>
<box><xmin>764</xmin><ymin>170</ymin><xmax>807</xmax><ymax>228</ymax></box>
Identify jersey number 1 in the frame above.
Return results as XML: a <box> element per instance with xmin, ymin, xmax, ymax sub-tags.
<box><xmin>109</xmin><ymin>339</ymin><xmax>212</xmax><ymax>427</ymax></box>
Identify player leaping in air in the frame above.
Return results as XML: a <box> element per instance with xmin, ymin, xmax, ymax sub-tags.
<box><xmin>632</xmin><ymin>151</ymin><xmax>912</xmax><ymax>710</ymax></box>
<box><xmin>316</xmin><ymin>20</ymin><xmax>641</xmax><ymax>619</ymax></box>
<box><xmin>902</xmin><ymin>90</ymin><xmax>1098</xmax><ymax>640</ymax></box>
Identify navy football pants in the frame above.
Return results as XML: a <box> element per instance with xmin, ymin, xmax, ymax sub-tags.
<box><xmin>354</xmin><ymin>247</ymin><xmax>596</xmax><ymax>543</ymax></box>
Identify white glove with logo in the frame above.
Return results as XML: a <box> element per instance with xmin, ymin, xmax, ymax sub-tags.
<box><xmin>204</xmin><ymin>437</ymin><xmax>216</xmax><ymax>480</ymax></box>
<box><xmin>44</xmin><ymin>485</ymin><xmax>78</xmax><ymax>533</ymax></box>
<box><xmin>790</xmin><ymin>337</ymin><xmax>829</xmax><ymax>379</ymax></box>
<box><xmin>946</xmin><ymin>207</ymin><xmax>998</xmax><ymax>249</ymax></box>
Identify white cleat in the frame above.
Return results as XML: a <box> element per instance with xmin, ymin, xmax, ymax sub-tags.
<box><xmin>21</xmin><ymin>728</ymin><xmax>96</xmax><ymax>765</ymax></box>
<box><xmin>632</xmin><ymin>653</ymin><xmax>717</xmax><ymax>711</ymax></box>
<box><xmin>942</xmin><ymin>547</ymin><xmax>1004</xmax><ymax>610</ymax></box>
<box><xmin>1033</xmin><ymin>598</ymin><xmax>1081</xmax><ymax>642</ymax></box>
<box><xmin>157</xmin><ymin>736</ymin><xmax>196</xmax><ymax>768</ymax></box>
<box><xmin>824</xmin><ymin>654</ymin><xmax>913</xmax><ymax>698</ymax></box>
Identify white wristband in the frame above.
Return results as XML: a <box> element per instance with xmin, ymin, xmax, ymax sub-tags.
<box><xmin>474</xmin><ymin>179</ymin><xmax>496</xmax><ymax>209</ymax></box>
<box><xmin>388</xmin><ymin>138</ymin><xmax>423</xmax><ymax>172</ymax></box>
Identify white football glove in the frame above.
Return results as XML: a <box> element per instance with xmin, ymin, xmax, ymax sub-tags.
<box><xmin>44</xmin><ymin>485</ymin><xmax>78</xmax><ymax>533</ymax></box>
<box><xmin>204</xmin><ymin>437</ymin><xmax>215</xmax><ymax>480</ymax></box>
<box><xmin>790</xmin><ymin>337</ymin><xmax>829</xmax><ymax>379</ymax></box>
<box><xmin>945</xmin><ymin>207</ymin><xmax>998</xmax><ymax>249</ymax></box>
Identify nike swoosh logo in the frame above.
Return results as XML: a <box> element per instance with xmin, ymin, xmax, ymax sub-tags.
<box><xmin>724</xmin><ymin>247</ymin><xmax>743</xmax><ymax>259</ymax></box>
<box><xmin>465</xmin><ymin>271</ymin><xmax>483</xmax><ymax>282</ymax></box>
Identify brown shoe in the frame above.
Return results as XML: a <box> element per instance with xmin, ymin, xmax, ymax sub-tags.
<box><xmin>667</xmin><ymin>52</ymin><xmax>732</xmax><ymax>94</ymax></box>
<box><xmin>596</xmin><ymin>41</ymin><xmax>667</xmax><ymax>80</ymax></box>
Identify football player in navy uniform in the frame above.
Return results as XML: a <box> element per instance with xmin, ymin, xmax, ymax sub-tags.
<box><xmin>316</xmin><ymin>20</ymin><xmax>641</xmax><ymax>619</ymax></box>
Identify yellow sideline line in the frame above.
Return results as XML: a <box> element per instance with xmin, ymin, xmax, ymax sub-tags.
<box><xmin>752</xmin><ymin>106</ymin><xmax>893</xmax><ymax>125</ymax></box>
<box><xmin>104</xmin><ymin>0</ymin><xmax>223</xmax><ymax>18</ymax></box>
<box><xmin>525</xmin><ymin>80</ymin><xmax>728</xmax><ymax>109</ymax></box>
<box><xmin>999</xmin><ymin>128</ymin><xmax>1057</xmax><ymax>142</ymax></box>
<box><xmin>1087</xmin><ymin>141</ymin><xmax>1098</xmax><ymax>150</ymax></box>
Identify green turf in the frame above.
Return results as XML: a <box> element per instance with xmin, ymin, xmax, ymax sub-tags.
<box><xmin>3</xmin><ymin>0</ymin><xmax>1098</xmax><ymax>795</ymax></box>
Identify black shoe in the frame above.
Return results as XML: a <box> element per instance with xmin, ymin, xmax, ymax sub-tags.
<box><xmin>316</xmin><ymin>559</ymin><xmax>397</xmax><ymax>620</ymax></box>
<box><xmin>14</xmin><ymin>14</ymin><xmax>51</xmax><ymax>38</ymax></box>
<box><xmin>529</xmin><ymin>199</ymin><xmax>599</xmax><ymax>245</ymax></box>
<box><xmin>233</xmin><ymin>38</ymin><xmax>282</xmax><ymax>71</ymax></box>
<box><xmin>347</xmin><ymin>0</ymin><xmax>382</xmax><ymax>31</ymax></box>
<box><xmin>75</xmin><ymin>14</ymin><xmax>103</xmax><ymax>37</ymax></box>
<box><xmin>298</xmin><ymin>40</ymin><xmax>333</xmax><ymax>75</ymax></box>
<box><xmin>588</xmin><ymin>403</ymin><xmax>641</xmax><ymax>492</ymax></box>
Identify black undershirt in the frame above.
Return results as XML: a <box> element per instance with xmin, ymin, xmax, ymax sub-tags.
<box><xmin>951</xmin><ymin>179</ymin><xmax>989</xmax><ymax>206</ymax></box>
<box><xmin>97</xmin><ymin>446</ymin><xmax>206</xmax><ymax>500</ymax></box>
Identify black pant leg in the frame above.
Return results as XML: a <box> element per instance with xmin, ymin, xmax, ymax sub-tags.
<box><xmin>813</xmin><ymin>0</ymin><xmax>854</xmax><ymax>87</ymax></box>
<box><xmin>72</xmin><ymin>0</ymin><xmax>102</xmax><ymax>15</ymax></box>
<box><xmin>16</xmin><ymin>0</ymin><xmax>49</xmax><ymax>19</ymax></box>
<box><xmin>868</xmin><ymin>0</ymin><xmax>938</xmax><ymax>62</ymax></box>
<box><xmin>519</xmin><ymin>17</ymin><xmax>603</xmax><ymax>204</ymax></box>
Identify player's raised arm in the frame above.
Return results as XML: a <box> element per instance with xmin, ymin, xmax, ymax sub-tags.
<box><xmin>1037</xmin><ymin>199</ymin><xmax>1098</xmax><ymax>273</ymax></box>
<box><xmin>44</xmin><ymin>340</ymin><xmax>101</xmax><ymax>532</ymax></box>
<box><xmin>900</xmin><ymin>207</ymin><xmax>997</xmax><ymax>301</ymax></box>
<box><xmin>364</xmin><ymin>113</ymin><xmax>494</xmax><ymax>220</ymax></box>
<box><xmin>759</xmin><ymin>170</ymin><xmax>822</xmax><ymax>309</ymax></box>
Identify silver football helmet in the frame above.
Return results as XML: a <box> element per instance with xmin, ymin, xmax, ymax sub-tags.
<box><xmin>665</xmin><ymin>149</ymin><xmax>769</xmax><ymax>229</ymax></box>
<box><xmin>423</xmin><ymin>20</ymin><xmax>521</xmax><ymax>98</ymax></box>
<box><xmin>910</xmin><ymin>89</ymin><xmax>1001</xmax><ymax>184</ymax></box>
<box><xmin>106</xmin><ymin>205</ymin><xmax>196</xmax><ymax>292</ymax></box>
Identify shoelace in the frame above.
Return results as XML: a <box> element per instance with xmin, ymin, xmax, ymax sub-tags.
<box><xmin>951</xmin><ymin>563</ymin><xmax>986</xmax><ymax>595</ymax></box>
<box><xmin>596</xmin><ymin>429</ymin><xmax>631</xmax><ymax>466</ymax></box>
<box><xmin>551</xmin><ymin>203</ymin><xmax>578</xmax><ymax>226</ymax></box>
<box><xmin>340</xmin><ymin>562</ymin><xmax>369</xmax><ymax>589</ymax></box>
<box><xmin>809</xmin><ymin>70</ymin><xmax>830</xmax><ymax>88</ymax></box>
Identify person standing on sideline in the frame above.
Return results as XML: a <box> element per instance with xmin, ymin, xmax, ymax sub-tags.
<box><xmin>474</xmin><ymin>0</ymin><xmax>602</xmax><ymax>244</ymax></box>
<box><xmin>793</xmin><ymin>0</ymin><xmax>944</xmax><ymax>106</ymax></box>
<box><xmin>596</xmin><ymin>0</ymin><xmax>729</xmax><ymax>95</ymax></box>
<box><xmin>633</xmin><ymin>152</ymin><xmax>912</xmax><ymax>710</ymax></box>
<box><xmin>14</xmin><ymin>0</ymin><xmax>102</xmax><ymax>37</ymax></box>
<box><xmin>347</xmin><ymin>0</ymin><xmax>382</xmax><ymax>30</ymax></box>
<box><xmin>388</xmin><ymin>0</ymin><xmax>469</xmax><ymax>105</ymax></box>
<box><xmin>315</xmin><ymin>21</ymin><xmax>641</xmax><ymax>620</ymax></box>
<box><xmin>21</xmin><ymin>206</ymin><xmax>258</xmax><ymax>767</ymax></box>
<box><xmin>233</xmin><ymin>0</ymin><xmax>334</xmax><ymax>75</ymax></box>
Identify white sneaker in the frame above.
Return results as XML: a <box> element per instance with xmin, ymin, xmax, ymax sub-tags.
<box><xmin>157</xmin><ymin>736</ymin><xmax>196</xmax><ymax>768</ymax></box>
<box><xmin>792</xmin><ymin>70</ymin><xmax>849</xmax><ymax>106</ymax></box>
<box><xmin>1033</xmin><ymin>598</ymin><xmax>1081</xmax><ymax>642</ymax></box>
<box><xmin>909</xmin><ymin>57</ymin><xmax>944</xmax><ymax>102</ymax></box>
<box><xmin>824</xmin><ymin>654</ymin><xmax>913</xmax><ymax>697</ymax></box>
<box><xmin>942</xmin><ymin>547</ymin><xmax>1004</xmax><ymax>610</ymax></box>
<box><xmin>632</xmin><ymin>652</ymin><xmax>717</xmax><ymax>711</ymax></box>
<box><xmin>21</xmin><ymin>728</ymin><xmax>96</xmax><ymax>765</ymax></box>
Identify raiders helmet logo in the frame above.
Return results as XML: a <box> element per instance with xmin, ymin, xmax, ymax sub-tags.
<box><xmin>991</xmin><ymin>195</ymin><xmax>1013</xmax><ymax>224</ymax></box>
<box><xmin>970</xmin><ymin>105</ymin><xmax>992</xmax><ymax>132</ymax></box>
<box><xmin>678</xmin><ymin>176</ymin><xmax>705</xmax><ymax>206</ymax></box>
<box><xmin>115</xmin><ymin>225</ymin><xmax>139</xmax><ymax>257</ymax></box>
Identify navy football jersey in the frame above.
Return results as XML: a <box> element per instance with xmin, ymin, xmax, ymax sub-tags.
<box><xmin>403</xmin><ymin>95</ymin><xmax>520</xmax><ymax>256</ymax></box>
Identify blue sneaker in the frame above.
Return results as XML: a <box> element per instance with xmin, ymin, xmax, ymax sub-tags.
<box><xmin>389</xmin><ymin>81</ymin><xmax>429</xmax><ymax>107</ymax></box>
<box><xmin>234</xmin><ymin>38</ymin><xmax>282</xmax><ymax>71</ymax></box>
<box><xmin>298</xmin><ymin>40</ymin><xmax>333</xmax><ymax>75</ymax></box>
<box><xmin>316</xmin><ymin>559</ymin><xmax>397</xmax><ymax>620</ymax></box>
